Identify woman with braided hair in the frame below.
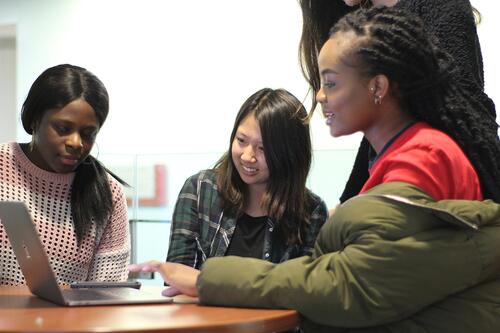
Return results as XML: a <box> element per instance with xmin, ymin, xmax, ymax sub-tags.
<box><xmin>130</xmin><ymin>8</ymin><xmax>500</xmax><ymax>333</ymax></box>
<box><xmin>315</xmin><ymin>3</ymin><xmax>500</xmax><ymax>202</ymax></box>
<box><xmin>299</xmin><ymin>0</ymin><xmax>498</xmax><ymax>204</ymax></box>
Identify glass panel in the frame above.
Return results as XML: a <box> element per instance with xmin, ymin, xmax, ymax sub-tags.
<box><xmin>99</xmin><ymin>149</ymin><xmax>357</xmax><ymax>284</ymax></box>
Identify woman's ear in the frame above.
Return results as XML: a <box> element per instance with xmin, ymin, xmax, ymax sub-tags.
<box><xmin>369</xmin><ymin>74</ymin><xmax>390</xmax><ymax>105</ymax></box>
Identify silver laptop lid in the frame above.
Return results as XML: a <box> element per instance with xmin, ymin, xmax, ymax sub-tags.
<box><xmin>0</xmin><ymin>201</ymin><xmax>66</xmax><ymax>305</ymax></box>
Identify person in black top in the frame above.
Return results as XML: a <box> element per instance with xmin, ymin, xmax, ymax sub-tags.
<box><xmin>165</xmin><ymin>88</ymin><xmax>328</xmax><ymax>271</ymax></box>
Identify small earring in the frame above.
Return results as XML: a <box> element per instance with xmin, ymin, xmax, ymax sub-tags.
<box><xmin>374</xmin><ymin>95</ymin><xmax>382</xmax><ymax>105</ymax></box>
<box><xmin>370</xmin><ymin>87</ymin><xmax>375</xmax><ymax>92</ymax></box>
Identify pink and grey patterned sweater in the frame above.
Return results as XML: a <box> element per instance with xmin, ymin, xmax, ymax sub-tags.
<box><xmin>0</xmin><ymin>142</ymin><xmax>130</xmax><ymax>285</ymax></box>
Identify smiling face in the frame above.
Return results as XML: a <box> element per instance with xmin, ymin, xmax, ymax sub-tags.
<box><xmin>231</xmin><ymin>113</ymin><xmax>270</xmax><ymax>195</ymax></box>
<box><xmin>316</xmin><ymin>31</ymin><xmax>378</xmax><ymax>138</ymax></box>
<box><xmin>30</xmin><ymin>99</ymin><xmax>99</xmax><ymax>173</ymax></box>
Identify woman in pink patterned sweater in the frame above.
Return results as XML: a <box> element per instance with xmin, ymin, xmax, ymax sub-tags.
<box><xmin>0</xmin><ymin>64</ymin><xmax>130</xmax><ymax>285</ymax></box>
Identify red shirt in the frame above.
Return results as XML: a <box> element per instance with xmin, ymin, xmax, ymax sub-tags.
<box><xmin>360</xmin><ymin>122</ymin><xmax>483</xmax><ymax>201</ymax></box>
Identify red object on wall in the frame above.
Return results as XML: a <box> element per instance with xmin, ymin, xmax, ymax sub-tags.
<box><xmin>126</xmin><ymin>164</ymin><xmax>167</xmax><ymax>207</ymax></box>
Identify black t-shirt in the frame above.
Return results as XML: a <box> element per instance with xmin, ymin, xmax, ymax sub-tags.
<box><xmin>226</xmin><ymin>213</ymin><xmax>267</xmax><ymax>259</ymax></box>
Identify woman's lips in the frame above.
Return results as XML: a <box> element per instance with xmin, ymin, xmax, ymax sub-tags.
<box><xmin>240</xmin><ymin>164</ymin><xmax>258</xmax><ymax>176</ymax></box>
<box><xmin>59</xmin><ymin>155</ymin><xmax>80</xmax><ymax>166</ymax></box>
<box><xmin>324</xmin><ymin>112</ymin><xmax>335</xmax><ymax>125</ymax></box>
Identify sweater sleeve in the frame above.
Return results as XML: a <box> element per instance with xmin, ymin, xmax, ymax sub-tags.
<box><xmin>401</xmin><ymin>0</ymin><xmax>484</xmax><ymax>86</ymax></box>
<box><xmin>197</xmin><ymin>189</ymin><xmax>481</xmax><ymax>328</ymax></box>
<box><xmin>166</xmin><ymin>173</ymin><xmax>202</xmax><ymax>267</ymax></box>
<box><xmin>87</xmin><ymin>178</ymin><xmax>130</xmax><ymax>281</ymax></box>
<box><xmin>399</xmin><ymin>0</ymin><xmax>495</xmax><ymax>119</ymax></box>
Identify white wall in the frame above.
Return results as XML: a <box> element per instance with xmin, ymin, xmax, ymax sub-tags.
<box><xmin>0</xmin><ymin>0</ymin><xmax>497</xmax><ymax>155</ymax></box>
<box><xmin>0</xmin><ymin>25</ymin><xmax>16</xmax><ymax>142</ymax></box>
<box><xmin>0</xmin><ymin>0</ymin><xmax>312</xmax><ymax>153</ymax></box>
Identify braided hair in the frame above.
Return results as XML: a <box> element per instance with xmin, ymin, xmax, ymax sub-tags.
<box><xmin>329</xmin><ymin>7</ymin><xmax>500</xmax><ymax>202</ymax></box>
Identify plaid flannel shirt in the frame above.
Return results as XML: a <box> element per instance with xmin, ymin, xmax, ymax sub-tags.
<box><xmin>166</xmin><ymin>169</ymin><xmax>328</xmax><ymax>269</ymax></box>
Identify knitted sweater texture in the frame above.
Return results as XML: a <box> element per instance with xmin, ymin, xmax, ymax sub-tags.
<box><xmin>0</xmin><ymin>142</ymin><xmax>130</xmax><ymax>285</ymax></box>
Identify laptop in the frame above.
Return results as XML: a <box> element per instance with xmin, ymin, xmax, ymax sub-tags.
<box><xmin>0</xmin><ymin>201</ymin><xmax>172</xmax><ymax>306</ymax></box>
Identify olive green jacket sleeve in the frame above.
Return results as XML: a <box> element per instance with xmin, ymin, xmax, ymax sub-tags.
<box><xmin>197</xmin><ymin>182</ymin><xmax>500</xmax><ymax>329</ymax></box>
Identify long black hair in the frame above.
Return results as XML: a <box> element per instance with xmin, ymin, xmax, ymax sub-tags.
<box><xmin>299</xmin><ymin>0</ymin><xmax>355</xmax><ymax>112</ymax></box>
<box><xmin>21</xmin><ymin>64</ymin><xmax>126</xmax><ymax>243</ymax></box>
<box><xmin>215</xmin><ymin>88</ymin><xmax>313</xmax><ymax>244</ymax></box>
<box><xmin>329</xmin><ymin>7</ymin><xmax>500</xmax><ymax>202</ymax></box>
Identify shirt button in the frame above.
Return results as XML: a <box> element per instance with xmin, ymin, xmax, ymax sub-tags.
<box><xmin>264</xmin><ymin>253</ymin><xmax>270</xmax><ymax>258</ymax></box>
<box><xmin>269</xmin><ymin>227</ymin><xmax>273</xmax><ymax>232</ymax></box>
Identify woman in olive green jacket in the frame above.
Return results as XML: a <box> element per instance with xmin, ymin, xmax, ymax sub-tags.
<box><xmin>131</xmin><ymin>181</ymin><xmax>500</xmax><ymax>332</ymax></box>
<box><xmin>197</xmin><ymin>182</ymin><xmax>500</xmax><ymax>332</ymax></box>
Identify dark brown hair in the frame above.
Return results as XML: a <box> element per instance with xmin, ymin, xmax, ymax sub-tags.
<box><xmin>215</xmin><ymin>88</ymin><xmax>313</xmax><ymax>244</ymax></box>
<box><xmin>299</xmin><ymin>0</ymin><xmax>355</xmax><ymax>113</ymax></box>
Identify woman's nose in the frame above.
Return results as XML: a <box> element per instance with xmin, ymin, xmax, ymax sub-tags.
<box><xmin>241</xmin><ymin>146</ymin><xmax>256</xmax><ymax>162</ymax></box>
<box><xmin>316</xmin><ymin>89</ymin><xmax>329</xmax><ymax>117</ymax></box>
<box><xmin>66</xmin><ymin>133</ymin><xmax>83</xmax><ymax>150</ymax></box>
<box><xmin>316</xmin><ymin>88</ymin><xmax>326</xmax><ymax>104</ymax></box>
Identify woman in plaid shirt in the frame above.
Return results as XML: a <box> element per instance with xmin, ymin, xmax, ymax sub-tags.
<box><xmin>166</xmin><ymin>88</ymin><xmax>328</xmax><ymax>269</ymax></box>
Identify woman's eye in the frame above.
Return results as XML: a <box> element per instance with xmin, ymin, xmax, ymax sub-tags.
<box><xmin>258</xmin><ymin>146</ymin><xmax>264</xmax><ymax>152</ymax></box>
<box><xmin>236</xmin><ymin>137</ymin><xmax>245</xmax><ymax>144</ymax></box>
<box><xmin>81</xmin><ymin>131</ymin><xmax>97</xmax><ymax>141</ymax></box>
<box><xmin>323</xmin><ymin>82</ymin><xmax>336</xmax><ymax>88</ymax></box>
<box><xmin>55</xmin><ymin>125</ymin><xmax>70</xmax><ymax>134</ymax></box>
